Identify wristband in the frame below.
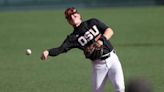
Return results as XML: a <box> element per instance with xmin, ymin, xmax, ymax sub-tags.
<box><xmin>99</xmin><ymin>35</ymin><xmax>107</xmax><ymax>42</ymax></box>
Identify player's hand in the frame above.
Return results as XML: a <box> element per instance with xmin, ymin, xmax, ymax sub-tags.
<box><xmin>40</xmin><ymin>50</ymin><xmax>49</xmax><ymax>60</ymax></box>
<box><xmin>96</xmin><ymin>40</ymin><xmax>103</xmax><ymax>47</ymax></box>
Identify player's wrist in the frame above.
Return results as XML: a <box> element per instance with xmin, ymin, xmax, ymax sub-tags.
<box><xmin>99</xmin><ymin>35</ymin><xmax>107</xmax><ymax>42</ymax></box>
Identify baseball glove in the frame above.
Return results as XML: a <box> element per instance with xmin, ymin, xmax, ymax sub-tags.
<box><xmin>84</xmin><ymin>41</ymin><xmax>103</xmax><ymax>60</ymax></box>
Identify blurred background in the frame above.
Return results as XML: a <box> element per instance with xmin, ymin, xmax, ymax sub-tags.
<box><xmin>0</xmin><ymin>0</ymin><xmax>163</xmax><ymax>92</ymax></box>
<box><xmin>0</xmin><ymin>0</ymin><xmax>164</xmax><ymax>10</ymax></box>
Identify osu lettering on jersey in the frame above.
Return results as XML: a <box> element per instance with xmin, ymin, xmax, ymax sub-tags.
<box><xmin>48</xmin><ymin>18</ymin><xmax>114</xmax><ymax>60</ymax></box>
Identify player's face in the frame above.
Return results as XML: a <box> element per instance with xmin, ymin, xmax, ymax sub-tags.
<box><xmin>66</xmin><ymin>13</ymin><xmax>82</xmax><ymax>27</ymax></box>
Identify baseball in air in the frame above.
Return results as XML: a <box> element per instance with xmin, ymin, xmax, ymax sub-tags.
<box><xmin>26</xmin><ymin>49</ymin><xmax>32</xmax><ymax>55</ymax></box>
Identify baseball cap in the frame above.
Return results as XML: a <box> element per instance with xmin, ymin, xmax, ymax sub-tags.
<box><xmin>64</xmin><ymin>7</ymin><xmax>78</xmax><ymax>19</ymax></box>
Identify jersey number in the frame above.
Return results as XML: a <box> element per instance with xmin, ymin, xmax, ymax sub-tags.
<box><xmin>78</xmin><ymin>25</ymin><xmax>99</xmax><ymax>46</ymax></box>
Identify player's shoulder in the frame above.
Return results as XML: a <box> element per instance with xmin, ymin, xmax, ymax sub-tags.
<box><xmin>68</xmin><ymin>32</ymin><xmax>77</xmax><ymax>39</ymax></box>
<box><xmin>85</xmin><ymin>18</ymin><xmax>101</xmax><ymax>25</ymax></box>
<box><xmin>87</xmin><ymin>18</ymin><xmax>99</xmax><ymax>22</ymax></box>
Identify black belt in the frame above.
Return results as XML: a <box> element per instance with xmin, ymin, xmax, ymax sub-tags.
<box><xmin>100</xmin><ymin>50</ymin><xmax>116</xmax><ymax>60</ymax></box>
<box><xmin>100</xmin><ymin>56</ymin><xmax>109</xmax><ymax>60</ymax></box>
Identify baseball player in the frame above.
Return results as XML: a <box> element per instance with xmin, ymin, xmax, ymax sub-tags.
<box><xmin>41</xmin><ymin>7</ymin><xmax>125</xmax><ymax>92</ymax></box>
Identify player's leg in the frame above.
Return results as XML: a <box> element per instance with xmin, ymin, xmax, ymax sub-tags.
<box><xmin>107</xmin><ymin>52</ymin><xmax>125</xmax><ymax>92</ymax></box>
<box><xmin>92</xmin><ymin>60</ymin><xmax>108</xmax><ymax>92</ymax></box>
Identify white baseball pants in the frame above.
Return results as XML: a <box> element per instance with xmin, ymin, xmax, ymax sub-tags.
<box><xmin>92</xmin><ymin>50</ymin><xmax>125</xmax><ymax>92</ymax></box>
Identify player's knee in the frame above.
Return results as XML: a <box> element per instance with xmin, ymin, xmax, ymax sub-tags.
<box><xmin>116</xmin><ymin>87</ymin><xmax>125</xmax><ymax>92</ymax></box>
<box><xmin>115</xmin><ymin>83</ymin><xmax>125</xmax><ymax>92</ymax></box>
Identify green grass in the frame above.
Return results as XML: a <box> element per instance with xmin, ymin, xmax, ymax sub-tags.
<box><xmin>0</xmin><ymin>6</ymin><xmax>164</xmax><ymax>92</ymax></box>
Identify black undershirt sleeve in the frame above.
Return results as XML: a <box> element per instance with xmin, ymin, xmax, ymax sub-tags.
<box><xmin>48</xmin><ymin>35</ymin><xmax>76</xmax><ymax>56</ymax></box>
